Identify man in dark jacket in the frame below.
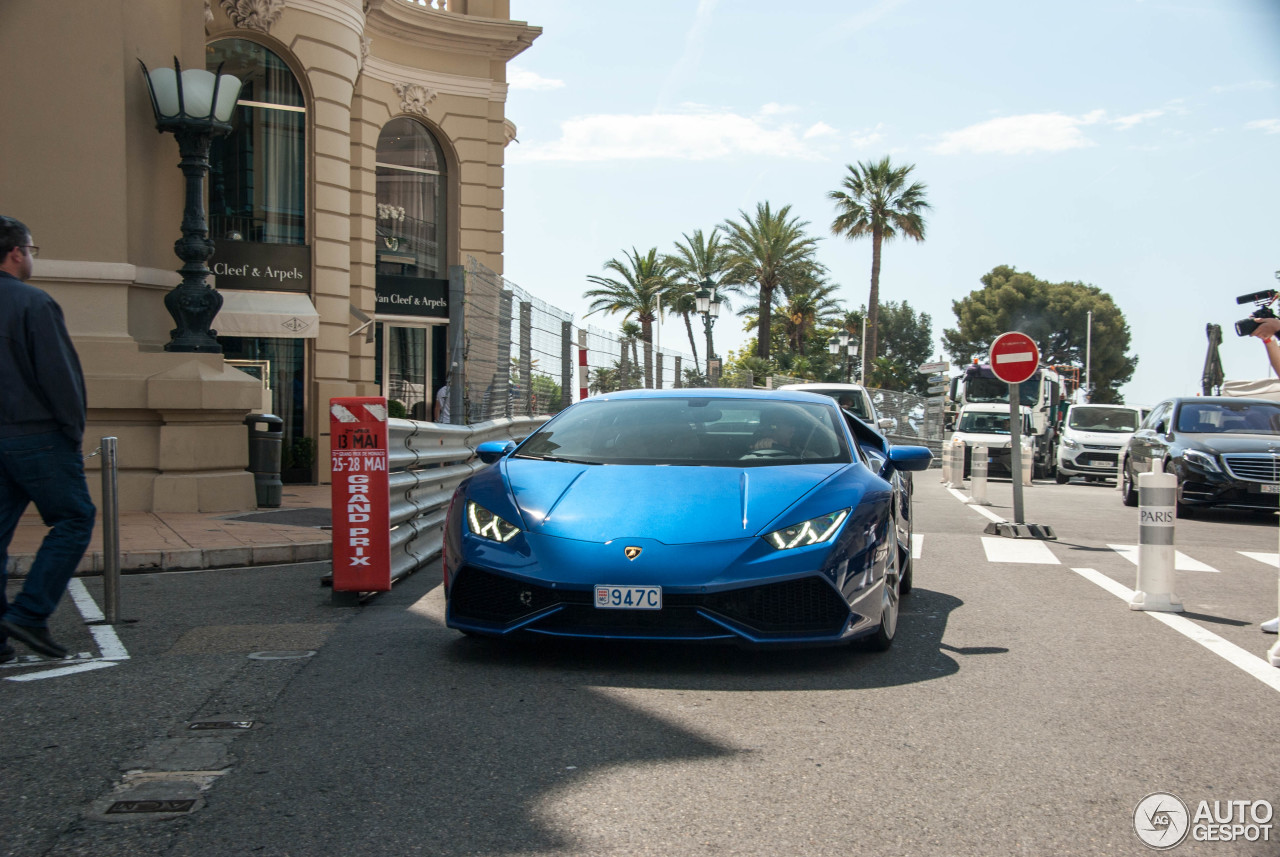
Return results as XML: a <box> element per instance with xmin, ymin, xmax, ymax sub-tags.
<box><xmin>0</xmin><ymin>216</ymin><xmax>96</xmax><ymax>661</ymax></box>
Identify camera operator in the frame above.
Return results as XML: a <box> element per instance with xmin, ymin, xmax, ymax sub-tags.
<box><xmin>1247</xmin><ymin>314</ymin><xmax>1280</xmax><ymax>635</ymax></box>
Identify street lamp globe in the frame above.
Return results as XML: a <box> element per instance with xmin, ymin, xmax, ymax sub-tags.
<box><xmin>828</xmin><ymin>336</ymin><xmax>840</xmax><ymax>356</ymax></box>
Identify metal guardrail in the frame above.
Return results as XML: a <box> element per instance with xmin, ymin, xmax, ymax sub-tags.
<box><xmin>381</xmin><ymin>415</ymin><xmax>549</xmax><ymax>586</ymax></box>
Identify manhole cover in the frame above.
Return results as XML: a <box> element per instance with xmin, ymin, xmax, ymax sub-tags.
<box><xmin>247</xmin><ymin>650</ymin><xmax>316</xmax><ymax>660</ymax></box>
<box><xmin>106</xmin><ymin>799</ymin><xmax>197</xmax><ymax>815</ymax></box>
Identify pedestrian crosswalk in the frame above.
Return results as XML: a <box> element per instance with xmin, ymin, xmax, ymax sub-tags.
<box><xmin>916</xmin><ymin>532</ymin><xmax>1278</xmax><ymax>572</ymax></box>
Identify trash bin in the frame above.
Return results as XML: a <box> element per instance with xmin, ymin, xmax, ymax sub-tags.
<box><xmin>244</xmin><ymin>414</ymin><xmax>284</xmax><ymax>508</ymax></box>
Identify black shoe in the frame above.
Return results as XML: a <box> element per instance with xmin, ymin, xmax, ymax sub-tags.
<box><xmin>0</xmin><ymin>643</ymin><xmax>15</xmax><ymax>664</ymax></box>
<box><xmin>0</xmin><ymin>620</ymin><xmax>68</xmax><ymax>659</ymax></box>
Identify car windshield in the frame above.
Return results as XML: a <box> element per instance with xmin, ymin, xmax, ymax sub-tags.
<box><xmin>957</xmin><ymin>411</ymin><xmax>1011</xmax><ymax>434</ymax></box>
<box><xmin>791</xmin><ymin>388</ymin><xmax>870</xmax><ymax>421</ymax></box>
<box><xmin>1175</xmin><ymin>402</ymin><xmax>1280</xmax><ymax>435</ymax></box>
<box><xmin>1068</xmin><ymin>407</ymin><xmax>1139</xmax><ymax>432</ymax></box>
<box><xmin>515</xmin><ymin>397</ymin><xmax>850</xmax><ymax>466</ymax></box>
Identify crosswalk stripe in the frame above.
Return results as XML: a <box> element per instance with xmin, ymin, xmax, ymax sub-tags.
<box><xmin>1239</xmin><ymin>551</ymin><xmax>1280</xmax><ymax>568</ymax></box>
<box><xmin>912</xmin><ymin>534</ymin><xmax>923</xmax><ymax>560</ymax></box>
<box><xmin>981</xmin><ymin>536</ymin><xmax>1060</xmax><ymax>565</ymax></box>
<box><xmin>1106</xmin><ymin>544</ymin><xmax>1218</xmax><ymax>573</ymax></box>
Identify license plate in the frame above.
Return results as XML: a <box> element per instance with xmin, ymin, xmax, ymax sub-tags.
<box><xmin>1262</xmin><ymin>483</ymin><xmax>1280</xmax><ymax>494</ymax></box>
<box><xmin>594</xmin><ymin>585</ymin><xmax>662</xmax><ymax>610</ymax></box>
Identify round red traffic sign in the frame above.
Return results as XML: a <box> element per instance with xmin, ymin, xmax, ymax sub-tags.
<box><xmin>989</xmin><ymin>332</ymin><xmax>1040</xmax><ymax>384</ymax></box>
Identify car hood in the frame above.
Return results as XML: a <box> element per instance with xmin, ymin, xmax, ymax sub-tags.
<box><xmin>1181</xmin><ymin>434</ymin><xmax>1280</xmax><ymax>455</ymax></box>
<box><xmin>502</xmin><ymin>459</ymin><xmax>843</xmax><ymax>544</ymax></box>
<box><xmin>1064</xmin><ymin>429</ymin><xmax>1132</xmax><ymax>446</ymax></box>
<box><xmin>952</xmin><ymin>432</ymin><xmax>1013</xmax><ymax>449</ymax></box>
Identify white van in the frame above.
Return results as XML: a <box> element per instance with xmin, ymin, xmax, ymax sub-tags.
<box><xmin>950</xmin><ymin>403</ymin><xmax>1033</xmax><ymax>477</ymax></box>
<box><xmin>775</xmin><ymin>383</ymin><xmax>895</xmax><ymax>432</ymax></box>
<box><xmin>1054</xmin><ymin>403</ymin><xmax>1141</xmax><ymax>483</ymax></box>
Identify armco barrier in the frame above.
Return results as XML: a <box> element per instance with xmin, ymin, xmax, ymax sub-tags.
<box><xmin>330</xmin><ymin>396</ymin><xmax>547</xmax><ymax>603</ymax></box>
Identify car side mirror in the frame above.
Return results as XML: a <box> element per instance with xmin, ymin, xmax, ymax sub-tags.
<box><xmin>476</xmin><ymin>440</ymin><xmax>516</xmax><ymax>464</ymax></box>
<box><xmin>887</xmin><ymin>445</ymin><xmax>933</xmax><ymax>472</ymax></box>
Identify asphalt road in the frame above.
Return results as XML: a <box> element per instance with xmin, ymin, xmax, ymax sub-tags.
<box><xmin>5</xmin><ymin>473</ymin><xmax>1279</xmax><ymax>857</ymax></box>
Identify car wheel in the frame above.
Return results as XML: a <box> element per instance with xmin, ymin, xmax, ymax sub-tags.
<box><xmin>1121</xmin><ymin>458</ymin><xmax>1139</xmax><ymax>507</ymax></box>
<box><xmin>864</xmin><ymin>528</ymin><xmax>901</xmax><ymax>652</ymax></box>
<box><xmin>1055</xmin><ymin>471</ymin><xmax>1069</xmax><ymax>484</ymax></box>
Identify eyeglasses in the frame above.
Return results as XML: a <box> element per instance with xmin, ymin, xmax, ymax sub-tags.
<box><xmin>21</xmin><ymin>245</ymin><xmax>38</xmax><ymax>258</ymax></box>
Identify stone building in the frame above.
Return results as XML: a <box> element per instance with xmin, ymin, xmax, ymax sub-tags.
<box><xmin>0</xmin><ymin>0</ymin><xmax>539</xmax><ymax>511</ymax></box>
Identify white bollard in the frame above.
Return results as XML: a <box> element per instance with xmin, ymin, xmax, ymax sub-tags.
<box><xmin>1269</xmin><ymin>519</ymin><xmax>1280</xmax><ymax>667</ymax></box>
<box><xmin>969</xmin><ymin>445</ymin><xmax>990</xmax><ymax>505</ymax></box>
<box><xmin>952</xmin><ymin>440</ymin><xmax>966</xmax><ymax>488</ymax></box>
<box><xmin>1129</xmin><ymin>471</ymin><xmax>1183</xmax><ymax>612</ymax></box>
<box><xmin>1021</xmin><ymin>438</ymin><xmax>1033</xmax><ymax>486</ymax></box>
<box><xmin>941</xmin><ymin>439</ymin><xmax>953</xmax><ymax>484</ymax></box>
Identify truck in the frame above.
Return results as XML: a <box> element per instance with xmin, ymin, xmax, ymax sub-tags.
<box><xmin>944</xmin><ymin>361</ymin><xmax>1074</xmax><ymax>479</ymax></box>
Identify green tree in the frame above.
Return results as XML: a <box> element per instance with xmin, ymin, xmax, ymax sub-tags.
<box><xmin>664</xmin><ymin>228</ymin><xmax>731</xmax><ymax>368</ymax></box>
<box><xmin>585</xmin><ymin>248</ymin><xmax>673</xmax><ymax>388</ymax></box>
<box><xmin>720</xmin><ymin>202</ymin><xmax>820</xmax><ymax>361</ymax></box>
<box><xmin>828</xmin><ymin>157</ymin><xmax>930</xmax><ymax>368</ymax></box>
<box><xmin>875</xmin><ymin>300</ymin><xmax>935</xmax><ymax>394</ymax></box>
<box><xmin>942</xmin><ymin>265</ymin><xmax>1137</xmax><ymax>403</ymax></box>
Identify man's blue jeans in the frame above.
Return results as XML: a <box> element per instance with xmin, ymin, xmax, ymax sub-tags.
<box><xmin>0</xmin><ymin>431</ymin><xmax>96</xmax><ymax>634</ymax></box>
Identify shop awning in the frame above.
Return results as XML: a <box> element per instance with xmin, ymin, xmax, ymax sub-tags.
<box><xmin>214</xmin><ymin>290</ymin><xmax>320</xmax><ymax>339</ymax></box>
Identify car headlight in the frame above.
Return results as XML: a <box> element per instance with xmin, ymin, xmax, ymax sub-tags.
<box><xmin>1181</xmin><ymin>449</ymin><xmax>1221</xmax><ymax>473</ymax></box>
<box><xmin>764</xmin><ymin>509</ymin><xmax>849</xmax><ymax>550</ymax></box>
<box><xmin>466</xmin><ymin>500</ymin><xmax>521</xmax><ymax>542</ymax></box>
<box><xmin>1060</xmin><ymin>437</ymin><xmax>1080</xmax><ymax>450</ymax></box>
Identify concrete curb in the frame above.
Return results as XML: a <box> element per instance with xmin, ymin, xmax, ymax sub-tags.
<box><xmin>8</xmin><ymin>541</ymin><xmax>333</xmax><ymax>578</ymax></box>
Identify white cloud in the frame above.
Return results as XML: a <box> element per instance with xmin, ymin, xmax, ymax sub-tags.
<box><xmin>1111</xmin><ymin>109</ymin><xmax>1164</xmax><ymax>130</ymax></box>
<box><xmin>508</xmin><ymin>110</ymin><xmax>827</xmax><ymax>162</ymax></box>
<box><xmin>803</xmin><ymin>122</ymin><xmax>839</xmax><ymax>139</ymax></box>
<box><xmin>1211</xmin><ymin>80</ymin><xmax>1276</xmax><ymax>94</ymax></box>
<box><xmin>932</xmin><ymin>110</ymin><xmax>1105</xmax><ymax>155</ymax></box>
<box><xmin>1246</xmin><ymin>119</ymin><xmax>1280</xmax><ymax>134</ymax></box>
<box><xmin>508</xmin><ymin>66</ymin><xmax>564</xmax><ymax>91</ymax></box>
<box><xmin>759</xmin><ymin>102</ymin><xmax>799</xmax><ymax>117</ymax></box>
<box><xmin>849</xmin><ymin>122</ymin><xmax>886</xmax><ymax>149</ymax></box>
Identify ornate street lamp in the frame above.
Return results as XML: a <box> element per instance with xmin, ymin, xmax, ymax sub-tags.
<box><xmin>695</xmin><ymin>277</ymin><xmax>721</xmax><ymax>380</ymax></box>
<box><xmin>140</xmin><ymin>58</ymin><xmax>243</xmax><ymax>353</ymax></box>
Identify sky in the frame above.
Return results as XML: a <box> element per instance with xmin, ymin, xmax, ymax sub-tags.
<box><xmin>499</xmin><ymin>0</ymin><xmax>1280</xmax><ymax>406</ymax></box>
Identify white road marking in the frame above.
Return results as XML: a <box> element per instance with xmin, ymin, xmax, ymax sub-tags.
<box><xmin>912</xmin><ymin>533</ymin><xmax>923</xmax><ymax>560</ymax></box>
<box><xmin>1106</xmin><ymin>544</ymin><xmax>1218</xmax><ymax>572</ymax></box>
<box><xmin>981</xmin><ymin>536</ymin><xmax>1060</xmax><ymax>565</ymax></box>
<box><xmin>1240</xmin><ymin>551</ymin><xmax>1280</xmax><ymax>568</ymax></box>
<box><xmin>1071</xmin><ymin>568</ymin><xmax>1280</xmax><ymax>694</ymax></box>
<box><xmin>947</xmin><ymin>487</ymin><xmax>1006</xmax><ymax>523</ymax></box>
<box><xmin>6</xmin><ymin>579</ymin><xmax>130</xmax><ymax>682</ymax></box>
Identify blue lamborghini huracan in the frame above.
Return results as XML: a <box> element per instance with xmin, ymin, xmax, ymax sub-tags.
<box><xmin>443</xmin><ymin>389</ymin><xmax>932</xmax><ymax>650</ymax></box>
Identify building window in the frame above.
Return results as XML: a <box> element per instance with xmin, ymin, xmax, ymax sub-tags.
<box><xmin>376</xmin><ymin>117</ymin><xmax>446</xmax><ymax>278</ymax></box>
<box><xmin>207</xmin><ymin>39</ymin><xmax>306</xmax><ymax>244</ymax></box>
<box><xmin>376</xmin><ymin>118</ymin><xmax>449</xmax><ymax>419</ymax></box>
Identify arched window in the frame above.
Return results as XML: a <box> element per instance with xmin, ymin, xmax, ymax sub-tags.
<box><xmin>375</xmin><ymin>118</ymin><xmax>449</xmax><ymax>420</ymax></box>
<box><xmin>376</xmin><ymin>117</ymin><xmax>447</xmax><ymax>276</ymax></box>
<box><xmin>206</xmin><ymin>39</ymin><xmax>306</xmax><ymax>244</ymax></box>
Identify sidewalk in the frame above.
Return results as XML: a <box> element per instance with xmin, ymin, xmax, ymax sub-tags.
<box><xmin>8</xmin><ymin>484</ymin><xmax>332</xmax><ymax>576</ymax></box>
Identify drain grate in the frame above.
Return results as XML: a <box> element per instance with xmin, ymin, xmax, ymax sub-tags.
<box><xmin>106</xmin><ymin>799</ymin><xmax>197</xmax><ymax>815</ymax></box>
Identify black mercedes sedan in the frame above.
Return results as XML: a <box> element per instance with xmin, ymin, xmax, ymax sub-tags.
<box><xmin>1121</xmin><ymin>396</ymin><xmax>1280</xmax><ymax>514</ymax></box>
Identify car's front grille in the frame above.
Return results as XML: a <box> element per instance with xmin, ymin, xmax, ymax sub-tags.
<box><xmin>449</xmin><ymin>568</ymin><xmax>851</xmax><ymax>639</ymax></box>
<box><xmin>1223</xmin><ymin>453</ymin><xmax>1280</xmax><ymax>483</ymax></box>
<box><xmin>1083</xmin><ymin>444</ymin><xmax>1122</xmax><ymax>451</ymax></box>
<box><xmin>703</xmin><ymin>576</ymin><xmax>850</xmax><ymax>635</ymax></box>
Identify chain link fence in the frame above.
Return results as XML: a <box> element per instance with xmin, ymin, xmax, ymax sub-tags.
<box><xmin>458</xmin><ymin>257</ymin><xmax>941</xmax><ymax>444</ymax></box>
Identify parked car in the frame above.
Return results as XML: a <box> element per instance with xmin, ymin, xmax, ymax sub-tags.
<box><xmin>1121</xmin><ymin>396</ymin><xmax>1280</xmax><ymax>513</ymax></box>
<box><xmin>443</xmin><ymin>389</ymin><xmax>933</xmax><ymax>650</ymax></box>
<box><xmin>949</xmin><ymin>402</ymin><xmax>1034</xmax><ymax>478</ymax></box>
<box><xmin>776</xmin><ymin>382</ymin><xmax>896</xmax><ymax>432</ymax></box>
<box><xmin>1055</xmin><ymin>403</ymin><xmax>1141</xmax><ymax>484</ymax></box>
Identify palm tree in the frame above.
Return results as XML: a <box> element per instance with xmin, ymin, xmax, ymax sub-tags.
<box><xmin>828</xmin><ymin>156</ymin><xmax>930</xmax><ymax>368</ymax></box>
<box><xmin>777</xmin><ymin>266</ymin><xmax>841</xmax><ymax>356</ymax></box>
<box><xmin>664</xmin><ymin>228</ymin><xmax>731</xmax><ymax>368</ymax></box>
<box><xmin>721</xmin><ymin>203</ymin><xmax>819</xmax><ymax>361</ymax></box>
<box><xmin>585</xmin><ymin>248</ymin><xmax>672</xmax><ymax>388</ymax></box>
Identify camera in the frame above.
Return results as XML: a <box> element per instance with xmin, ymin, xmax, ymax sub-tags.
<box><xmin>1235</xmin><ymin>288</ymin><xmax>1279</xmax><ymax>337</ymax></box>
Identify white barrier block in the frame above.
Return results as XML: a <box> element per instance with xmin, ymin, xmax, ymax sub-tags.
<box><xmin>969</xmin><ymin>445</ymin><xmax>990</xmax><ymax>506</ymax></box>
<box><xmin>1129</xmin><ymin>472</ymin><xmax>1183</xmax><ymax>612</ymax></box>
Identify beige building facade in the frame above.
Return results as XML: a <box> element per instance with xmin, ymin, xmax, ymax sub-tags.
<box><xmin>0</xmin><ymin>0</ymin><xmax>539</xmax><ymax>512</ymax></box>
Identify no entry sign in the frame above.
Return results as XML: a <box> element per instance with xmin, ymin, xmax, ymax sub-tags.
<box><xmin>989</xmin><ymin>332</ymin><xmax>1040</xmax><ymax>384</ymax></box>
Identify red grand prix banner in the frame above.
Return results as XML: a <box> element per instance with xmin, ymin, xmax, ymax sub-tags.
<box><xmin>330</xmin><ymin>397</ymin><xmax>391</xmax><ymax>592</ymax></box>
